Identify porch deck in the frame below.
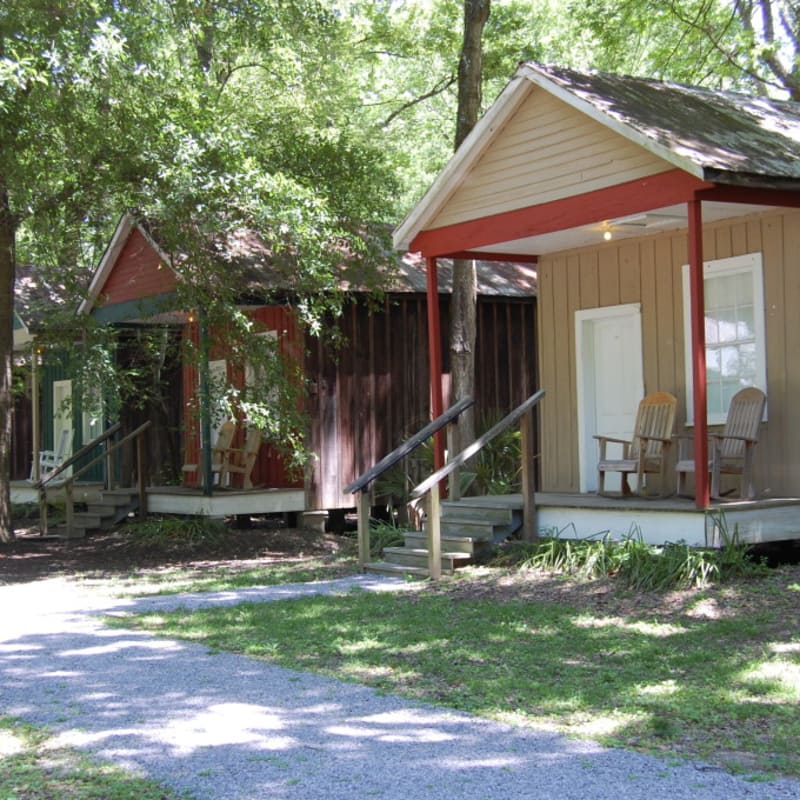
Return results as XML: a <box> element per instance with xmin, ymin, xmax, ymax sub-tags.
<box><xmin>145</xmin><ymin>486</ymin><xmax>306</xmax><ymax>517</ymax></box>
<box><xmin>524</xmin><ymin>492</ymin><xmax>800</xmax><ymax>547</ymax></box>
<box><xmin>11</xmin><ymin>480</ymin><xmax>105</xmax><ymax>506</ymax></box>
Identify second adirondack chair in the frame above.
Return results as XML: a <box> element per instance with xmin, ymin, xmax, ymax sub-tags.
<box><xmin>595</xmin><ymin>391</ymin><xmax>677</xmax><ymax>497</ymax></box>
<box><xmin>675</xmin><ymin>387</ymin><xmax>766</xmax><ymax>499</ymax></box>
<box><xmin>222</xmin><ymin>427</ymin><xmax>263</xmax><ymax>489</ymax></box>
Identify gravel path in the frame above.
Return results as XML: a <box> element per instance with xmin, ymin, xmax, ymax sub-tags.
<box><xmin>1</xmin><ymin>575</ymin><xmax>798</xmax><ymax>800</ymax></box>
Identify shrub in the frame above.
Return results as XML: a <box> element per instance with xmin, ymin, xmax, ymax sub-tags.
<box><xmin>491</xmin><ymin>519</ymin><xmax>764</xmax><ymax>590</ymax></box>
<box><xmin>124</xmin><ymin>516</ymin><xmax>226</xmax><ymax>551</ymax></box>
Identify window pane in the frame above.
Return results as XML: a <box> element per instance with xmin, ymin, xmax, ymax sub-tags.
<box><xmin>706</xmin><ymin>348</ymin><xmax>721</xmax><ymax>378</ymax></box>
<box><xmin>737</xmin><ymin>305</ymin><xmax>755</xmax><ymax>339</ymax></box>
<box><xmin>735</xmin><ymin>271</ymin><xmax>752</xmax><ymax>304</ymax></box>
<box><xmin>705</xmin><ymin>315</ymin><xmax>719</xmax><ymax>344</ymax></box>
<box><xmin>715</xmin><ymin>307</ymin><xmax>740</xmax><ymax>343</ymax></box>
<box><xmin>720</xmin><ymin>345</ymin><xmax>740</xmax><ymax>377</ymax></box>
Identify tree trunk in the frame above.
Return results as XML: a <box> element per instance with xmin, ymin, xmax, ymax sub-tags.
<box><xmin>450</xmin><ymin>0</ymin><xmax>490</xmax><ymax>458</ymax></box>
<box><xmin>0</xmin><ymin>179</ymin><xmax>17</xmax><ymax>542</ymax></box>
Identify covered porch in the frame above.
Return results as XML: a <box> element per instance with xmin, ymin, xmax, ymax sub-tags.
<box><xmin>393</xmin><ymin>63</ymin><xmax>800</xmax><ymax>530</ymax></box>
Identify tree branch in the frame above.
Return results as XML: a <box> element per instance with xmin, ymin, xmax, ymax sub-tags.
<box><xmin>379</xmin><ymin>74</ymin><xmax>457</xmax><ymax>128</ymax></box>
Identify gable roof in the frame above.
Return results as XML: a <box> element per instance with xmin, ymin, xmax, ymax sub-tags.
<box><xmin>82</xmin><ymin>215</ymin><xmax>537</xmax><ymax>320</ymax></box>
<box><xmin>394</xmin><ymin>63</ymin><xmax>800</xmax><ymax>252</ymax></box>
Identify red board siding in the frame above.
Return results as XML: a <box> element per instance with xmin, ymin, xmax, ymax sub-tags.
<box><xmin>100</xmin><ymin>229</ymin><xmax>176</xmax><ymax>305</ymax></box>
<box><xmin>180</xmin><ymin>306</ymin><xmax>304</xmax><ymax>490</ymax></box>
<box><xmin>305</xmin><ymin>295</ymin><xmax>538</xmax><ymax>509</ymax></box>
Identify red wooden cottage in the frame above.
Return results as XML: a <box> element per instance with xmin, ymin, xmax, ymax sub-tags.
<box><xmin>77</xmin><ymin>214</ymin><xmax>537</xmax><ymax>520</ymax></box>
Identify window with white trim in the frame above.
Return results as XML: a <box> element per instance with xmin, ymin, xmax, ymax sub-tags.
<box><xmin>682</xmin><ymin>252</ymin><xmax>767</xmax><ymax>425</ymax></box>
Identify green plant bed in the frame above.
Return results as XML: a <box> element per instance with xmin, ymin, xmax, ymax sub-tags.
<box><xmin>492</xmin><ymin>524</ymin><xmax>765</xmax><ymax>590</ymax></box>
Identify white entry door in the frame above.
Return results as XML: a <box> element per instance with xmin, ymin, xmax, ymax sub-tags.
<box><xmin>52</xmin><ymin>379</ymin><xmax>73</xmax><ymax>477</ymax></box>
<box><xmin>576</xmin><ymin>305</ymin><xmax>644</xmax><ymax>492</ymax></box>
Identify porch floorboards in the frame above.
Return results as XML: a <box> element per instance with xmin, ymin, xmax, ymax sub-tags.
<box><xmin>464</xmin><ymin>492</ymin><xmax>800</xmax><ymax>547</ymax></box>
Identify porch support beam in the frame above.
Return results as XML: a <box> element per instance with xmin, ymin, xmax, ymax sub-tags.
<box><xmin>198</xmin><ymin>308</ymin><xmax>214</xmax><ymax>497</ymax></box>
<box><xmin>425</xmin><ymin>256</ymin><xmax>445</xmax><ymax>471</ymax></box>
<box><xmin>410</xmin><ymin>169</ymin><xmax>711</xmax><ymax>257</ymax></box>
<box><xmin>688</xmin><ymin>196</ymin><xmax>709</xmax><ymax>509</ymax></box>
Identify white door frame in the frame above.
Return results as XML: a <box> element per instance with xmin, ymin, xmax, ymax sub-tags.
<box><xmin>575</xmin><ymin>304</ymin><xmax>643</xmax><ymax>493</ymax></box>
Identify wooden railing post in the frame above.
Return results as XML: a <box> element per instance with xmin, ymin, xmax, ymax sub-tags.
<box><xmin>520</xmin><ymin>410</ymin><xmax>538</xmax><ymax>542</ymax></box>
<box><xmin>137</xmin><ymin>433</ymin><xmax>147</xmax><ymax>522</ymax></box>
<box><xmin>357</xmin><ymin>491</ymin><xmax>371</xmax><ymax>568</ymax></box>
<box><xmin>38</xmin><ymin>488</ymin><xmax>48</xmax><ymax>536</ymax></box>
<box><xmin>105</xmin><ymin>439</ymin><xmax>114</xmax><ymax>490</ymax></box>
<box><xmin>426</xmin><ymin>485</ymin><xmax>441</xmax><ymax>580</ymax></box>
<box><xmin>447</xmin><ymin>424</ymin><xmax>461</xmax><ymax>501</ymax></box>
<box><xmin>65</xmin><ymin>482</ymin><xmax>74</xmax><ymax>538</ymax></box>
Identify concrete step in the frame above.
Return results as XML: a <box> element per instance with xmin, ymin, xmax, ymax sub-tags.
<box><xmin>364</xmin><ymin>561</ymin><xmax>430</xmax><ymax>578</ymax></box>
<box><xmin>382</xmin><ymin>547</ymin><xmax>469</xmax><ymax>572</ymax></box>
<box><xmin>403</xmin><ymin>531</ymin><xmax>480</xmax><ymax>554</ymax></box>
<box><xmin>435</xmin><ymin>519</ymin><xmax>498</xmax><ymax>538</ymax></box>
<box><xmin>440</xmin><ymin>501</ymin><xmax>516</xmax><ymax>524</ymax></box>
<box><xmin>86</xmin><ymin>504</ymin><xmax>118</xmax><ymax>518</ymax></box>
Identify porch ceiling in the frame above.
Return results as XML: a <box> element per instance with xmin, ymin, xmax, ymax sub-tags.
<box><xmin>449</xmin><ymin>200</ymin><xmax>775</xmax><ymax>259</ymax></box>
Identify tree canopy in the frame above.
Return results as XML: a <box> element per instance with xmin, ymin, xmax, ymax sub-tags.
<box><xmin>2</xmin><ymin>0</ymin><xmax>799</xmax><ymax>540</ymax></box>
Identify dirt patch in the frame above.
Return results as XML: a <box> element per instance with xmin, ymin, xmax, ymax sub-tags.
<box><xmin>427</xmin><ymin>561</ymin><xmax>800</xmax><ymax>626</ymax></box>
<box><xmin>3</xmin><ymin>517</ymin><xmax>800</xmax><ymax>629</ymax></box>
<box><xmin>0</xmin><ymin>517</ymin><xmax>356</xmax><ymax>585</ymax></box>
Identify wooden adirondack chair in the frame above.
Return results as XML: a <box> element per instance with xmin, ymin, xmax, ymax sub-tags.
<box><xmin>221</xmin><ymin>427</ymin><xmax>263</xmax><ymax>489</ymax></box>
<box><xmin>595</xmin><ymin>391</ymin><xmax>677</xmax><ymax>497</ymax></box>
<box><xmin>182</xmin><ymin>419</ymin><xmax>237</xmax><ymax>488</ymax></box>
<box><xmin>675</xmin><ymin>387</ymin><xmax>766</xmax><ymax>499</ymax></box>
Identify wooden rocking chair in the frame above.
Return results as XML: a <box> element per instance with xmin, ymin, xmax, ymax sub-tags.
<box><xmin>595</xmin><ymin>391</ymin><xmax>677</xmax><ymax>497</ymax></box>
<box><xmin>675</xmin><ymin>387</ymin><xmax>766</xmax><ymax>499</ymax></box>
<box><xmin>221</xmin><ymin>427</ymin><xmax>263</xmax><ymax>489</ymax></box>
<box><xmin>182</xmin><ymin>420</ymin><xmax>237</xmax><ymax>488</ymax></box>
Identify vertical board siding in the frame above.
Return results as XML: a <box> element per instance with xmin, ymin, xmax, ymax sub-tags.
<box><xmin>306</xmin><ymin>294</ymin><xmax>538</xmax><ymax>509</ymax></box>
<box><xmin>99</xmin><ymin>229</ymin><xmax>176</xmax><ymax>305</ymax></box>
<box><xmin>180</xmin><ymin>306</ymin><xmax>304</xmax><ymax>491</ymax></box>
<box><xmin>538</xmin><ymin>207</ymin><xmax>800</xmax><ymax>497</ymax></box>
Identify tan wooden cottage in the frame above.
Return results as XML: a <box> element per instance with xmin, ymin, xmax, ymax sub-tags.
<box><xmin>395</xmin><ymin>62</ymin><xmax>800</xmax><ymax>547</ymax></box>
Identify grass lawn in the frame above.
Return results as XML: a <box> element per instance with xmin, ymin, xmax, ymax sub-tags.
<box><xmin>118</xmin><ymin>565</ymin><xmax>800</xmax><ymax>780</ymax></box>
<box><xmin>0</xmin><ymin>716</ymin><xmax>189</xmax><ymax>800</ymax></box>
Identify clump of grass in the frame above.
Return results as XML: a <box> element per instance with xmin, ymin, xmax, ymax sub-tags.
<box><xmin>491</xmin><ymin>519</ymin><xmax>764</xmax><ymax>590</ymax></box>
<box><xmin>368</xmin><ymin>517</ymin><xmax>408</xmax><ymax>558</ymax></box>
<box><xmin>123</xmin><ymin>515</ymin><xmax>226</xmax><ymax>551</ymax></box>
<box><xmin>0</xmin><ymin>716</ymin><xmax>188</xmax><ymax>799</ymax></box>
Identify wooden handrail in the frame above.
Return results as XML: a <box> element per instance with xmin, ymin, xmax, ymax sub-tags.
<box><xmin>38</xmin><ymin>421</ymin><xmax>152</xmax><ymax>537</ymax></box>
<box><xmin>346</xmin><ymin>396</ymin><xmax>474</xmax><ymax>572</ymax></box>
<box><xmin>410</xmin><ymin>390</ymin><xmax>545</xmax><ymax>499</ymax></box>
<box><xmin>409</xmin><ymin>389</ymin><xmax>545</xmax><ymax>578</ymax></box>
<box><xmin>35</xmin><ymin>422</ymin><xmax>122</xmax><ymax>490</ymax></box>
<box><xmin>344</xmin><ymin>396</ymin><xmax>475</xmax><ymax>495</ymax></box>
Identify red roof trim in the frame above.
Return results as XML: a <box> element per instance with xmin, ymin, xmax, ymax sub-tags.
<box><xmin>409</xmin><ymin>169</ymin><xmax>712</xmax><ymax>257</ymax></box>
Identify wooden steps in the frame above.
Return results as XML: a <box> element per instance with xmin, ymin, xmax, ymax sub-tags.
<box><xmin>365</xmin><ymin>495</ymin><xmax>523</xmax><ymax>577</ymax></box>
<box><xmin>55</xmin><ymin>488</ymin><xmax>140</xmax><ymax>539</ymax></box>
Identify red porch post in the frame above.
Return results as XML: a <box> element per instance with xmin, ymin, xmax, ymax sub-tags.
<box><xmin>688</xmin><ymin>197</ymin><xmax>709</xmax><ymax>508</ymax></box>
<box><xmin>425</xmin><ymin>256</ymin><xmax>446</xmax><ymax>471</ymax></box>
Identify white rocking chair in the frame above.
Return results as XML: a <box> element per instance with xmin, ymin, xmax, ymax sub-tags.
<box><xmin>32</xmin><ymin>428</ymin><xmax>73</xmax><ymax>482</ymax></box>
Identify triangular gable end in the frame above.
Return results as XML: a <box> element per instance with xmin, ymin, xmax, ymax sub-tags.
<box><xmin>79</xmin><ymin>213</ymin><xmax>178</xmax><ymax>321</ymax></box>
<box><xmin>394</xmin><ymin>63</ymin><xmax>709</xmax><ymax>253</ymax></box>
<box><xmin>428</xmin><ymin>83</ymin><xmax>677</xmax><ymax>232</ymax></box>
